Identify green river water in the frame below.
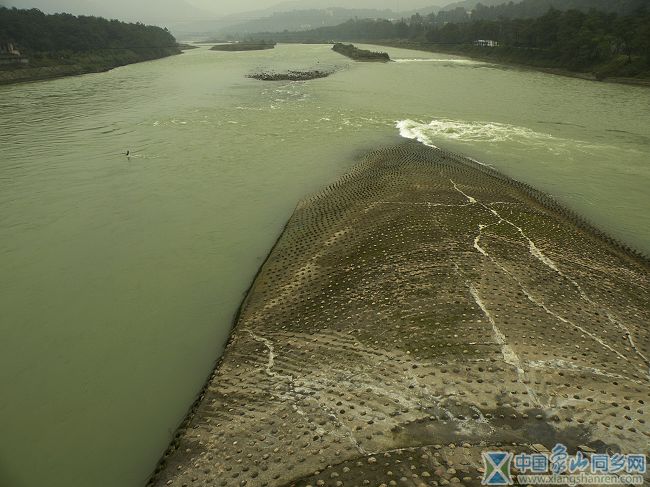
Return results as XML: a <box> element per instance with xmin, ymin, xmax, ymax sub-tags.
<box><xmin>0</xmin><ymin>43</ymin><xmax>649</xmax><ymax>487</ymax></box>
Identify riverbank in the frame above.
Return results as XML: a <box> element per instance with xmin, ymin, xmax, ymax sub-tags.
<box><xmin>375</xmin><ymin>41</ymin><xmax>650</xmax><ymax>87</ymax></box>
<box><xmin>211</xmin><ymin>42</ymin><xmax>276</xmax><ymax>52</ymax></box>
<box><xmin>148</xmin><ymin>142</ymin><xmax>650</xmax><ymax>487</ymax></box>
<box><xmin>0</xmin><ymin>47</ymin><xmax>180</xmax><ymax>86</ymax></box>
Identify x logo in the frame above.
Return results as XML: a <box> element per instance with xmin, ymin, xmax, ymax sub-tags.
<box><xmin>482</xmin><ymin>451</ymin><xmax>514</xmax><ymax>485</ymax></box>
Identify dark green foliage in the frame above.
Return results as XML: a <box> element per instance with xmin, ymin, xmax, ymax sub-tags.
<box><xmin>332</xmin><ymin>43</ymin><xmax>390</xmax><ymax>61</ymax></box>
<box><xmin>423</xmin><ymin>8</ymin><xmax>650</xmax><ymax>74</ymax></box>
<box><xmin>468</xmin><ymin>0</ymin><xmax>647</xmax><ymax>21</ymax></box>
<box><xmin>0</xmin><ymin>7</ymin><xmax>177</xmax><ymax>54</ymax></box>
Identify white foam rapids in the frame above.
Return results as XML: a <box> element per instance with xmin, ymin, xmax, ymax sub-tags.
<box><xmin>396</xmin><ymin>118</ymin><xmax>554</xmax><ymax>147</ymax></box>
<box><xmin>394</xmin><ymin>58</ymin><xmax>486</xmax><ymax>65</ymax></box>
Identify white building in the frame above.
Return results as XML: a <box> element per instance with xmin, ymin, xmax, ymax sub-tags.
<box><xmin>474</xmin><ymin>39</ymin><xmax>499</xmax><ymax>47</ymax></box>
<box><xmin>0</xmin><ymin>42</ymin><xmax>29</xmax><ymax>66</ymax></box>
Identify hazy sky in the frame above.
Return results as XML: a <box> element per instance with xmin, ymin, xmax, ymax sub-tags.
<box><xmin>6</xmin><ymin>0</ymin><xmax>447</xmax><ymax>18</ymax></box>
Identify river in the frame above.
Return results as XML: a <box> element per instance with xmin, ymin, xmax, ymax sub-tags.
<box><xmin>0</xmin><ymin>43</ymin><xmax>648</xmax><ymax>487</ymax></box>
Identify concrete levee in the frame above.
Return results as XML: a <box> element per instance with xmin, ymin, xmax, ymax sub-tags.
<box><xmin>149</xmin><ymin>143</ymin><xmax>649</xmax><ymax>487</ymax></box>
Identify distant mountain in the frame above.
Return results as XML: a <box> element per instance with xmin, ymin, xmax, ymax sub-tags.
<box><xmin>104</xmin><ymin>0</ymin><xmax>213</xmax><ymax>23</ymax></box>
<box><xmin>5</xmin><ymin>0</ymin><xmax>213</xmax><ymax>23</ymax></box>
<box><xmin>184</xmin><ymin>0</ymin><xmax>449</xmax><ymax>17</ymax></box>
<box><xmin>173</xmin><ymin>0</ymin><xmax>648</xmax><ymax>38</ymax></box>
<box><xmin>3</xmin><ymin>0</ymin><xmax>453</xmax><ymax>37</ymax></box>
<box><xmin>173</xmin><ymin>2</ymin><xmax>450</xmax><ymax>38</ymax></box>
<box><xmin>6</xmin><ymin>0</ymin><xmax>100</xmax><ymax>15</ymax></box>
<box><xmin>268</xmin><ymin>0</ymin><xmax>448</xmax><ymax>11</ymax></box>
<box><xmin>439</xmin><ymin>0</ymin><xmax>519</xmax><ymax>11</ymax></box>
<box><xmin>218</xmin><ymin>8</ymin><xmax>400</xmax><ymax>35</ymax></box>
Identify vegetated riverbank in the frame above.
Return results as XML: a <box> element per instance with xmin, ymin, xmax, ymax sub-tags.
<box><xmin>0</xmin><ymin>47</ymin><xmax>181</xmax><ymax>85</ymax></box>
<box><xmin>376</xmin><ymin>40</ymin><xmax>650</xmax><ymax>87</ymax></box>
<box><xmin>332</xmin><ymin>43</ymin><xmax>390</xmax><ymax>62</ymax></box>
<box><xmin>211</xmin><ymin>41</ymin><xmax>276</xmax><ymax>52</ymax></box>
<box><xmin>247</xmin><ymin>69</ymin><xmax>332</xmax><ymax>81</ymax></box>
<box><xmin>242</xmin><ymin>4</ymin><xmax>650</xmax><ymax>86</ymax></box>
<box><xmin>148</xmin><ymin>142</ymin><xmax>650</xmax><ymax>487</ymax></box>
<box><xmin>0</xmin><ymin>7</ymin><xmax>181</xmax><ymax>85</ymax></box>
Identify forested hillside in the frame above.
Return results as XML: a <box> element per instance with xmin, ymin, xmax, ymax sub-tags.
<box><xmin>438</xmin><ymin>0</ymin><xmax>646</xmax><ymax>18</ymax></box>
<box><xmin>0</xmin><ymin>7</ymin><xmax>180</xmax><ymax>84</ymax></box>
<box><xmin>0</xmin><ymin>7</ymin><xmax>177</xmax><ymax>53</ymax></box>
<box><xmin>424</xmin><ymin>8</ymin><xmax>650</xmax><ymax>76</ymax></box>
<box><xmin>467</xmin><ymin>0</ymin><xmax>648</xmax><ymax>20</ymax></box>
<box><xmin>244</xmin><ymin>0</ymin><xmax>650</xmax><ymax>81</ymax></box>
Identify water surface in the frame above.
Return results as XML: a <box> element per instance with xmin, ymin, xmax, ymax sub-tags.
<box><xmin>1</xmin><ymin>43</ymin><xmax>649</xmax><ymax>487</ymax></box>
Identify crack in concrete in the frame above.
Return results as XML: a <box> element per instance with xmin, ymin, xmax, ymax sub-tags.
<box><xmin>482</xmin><ymin>202</ymin><xmax>647</xmax><ymax>367</ymax></box>
<box><xmin>246</xmin><ymin>331</ymin><xmax>367</xmax><ymax>451</ymax></box>
<box><xmin>474</xmin><ymin>239</ymin><xmax>629</xmax><ymax>363</ymax></box>
<box><xmin>247</xmin><ymin>330</ymin><xmax>293</xmax><ymax>380</ymax></box>
<box><xmin>450</xmin><ymin>179</ymin><xmax>477</xmax><ymax>204</ymax></box>
<box><xmin>454</xmin><ymin>181</ymin><xmax>632</xmax><ymax>364</ymax></box>
<box><xmin>609</xmin><ymin>311</ymin><xmax>650</xmax><ymax>369</ymax></box>
<box><xmin>468</xmin><ymin>284</ymin><xmax>542</xmax><ymax>407</ymax></box>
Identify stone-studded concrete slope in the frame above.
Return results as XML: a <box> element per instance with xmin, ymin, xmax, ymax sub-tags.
<box><xmin>150</xmin><ymin>143</ymin><xmax>650</xmax><ymax>487</ymax></box>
